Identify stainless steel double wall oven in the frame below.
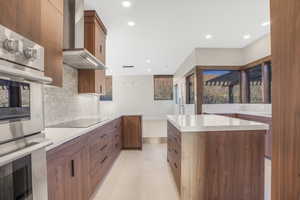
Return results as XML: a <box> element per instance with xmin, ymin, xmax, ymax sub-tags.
<box><xmin>0</xmin><ymin>25</ymin><xmax>52</xmax><ymax>200</ymax></box>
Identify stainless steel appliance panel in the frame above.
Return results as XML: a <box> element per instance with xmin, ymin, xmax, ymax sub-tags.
<box><xmin>0</xmin><ymin>77</ymin><xmax>44</xmax><ymax>144</ymax></box>
<box><xmin>0</xmin><ymin>25</ymin><xmax>44</xmax><ymax>72</ymax></box>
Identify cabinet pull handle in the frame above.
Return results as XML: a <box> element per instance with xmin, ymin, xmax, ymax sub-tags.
<box><xmin>100</xmin><ymin>144</ymin><xmax>107</xmax><ymax>151</ymax></box>
<box><xmin>100</xmin><ymin>45</ymin><xmax>102</xmax><ymax>53</ymax></box>
<box><xmin>174</xmin><ymin>163</ymin><xmax>178</xmax><ymax>169</ymax></box>
<box><xmin>101</xmin><ymin>156</ymin><xmax>108</xmax><ymax>165</ymax></box>
<box><xmin>71</xmin><ymin>160</ymin><xmax>75</xmax><ymax>177</ymax></box>
<box><xmin>100</xmin><ymin>85</ymin><xmax>102</xmax><ymax>93</ymax></box>
<box><xmin>174</xmin><ymin>149</ymin><xmax>178</xmax><ymax>154</ymax></box>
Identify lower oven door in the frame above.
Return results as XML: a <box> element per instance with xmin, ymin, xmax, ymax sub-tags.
<box><xmin>0</xmin><ymin>149</ymin><xmax>48</xmax><ymax>200</ymax></box>
<box><xmin>0</xmin><ymin>77</ymin><xmax>44</xmax><ymax>143</ymax></box>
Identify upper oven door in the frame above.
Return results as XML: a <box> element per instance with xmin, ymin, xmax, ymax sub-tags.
<box><xmin>0</xmin><ymin>76</ymin><xmax>44</xmax><ymax>144</ymax></box>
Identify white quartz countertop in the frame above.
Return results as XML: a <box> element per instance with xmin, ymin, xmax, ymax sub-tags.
<box><xmin>205</xmin><ymin>111</ymin><xmax>272</xmax><ymax>118</ymax></box>
<box><xmin>44</xmin><ymin>115</ymin><xmax>122</xmax><ymax>151</ymax></box>
<box><xmin>167</xmin><ymin>114</ymin><xmax>269</xmax><ymax>133</ymax></box>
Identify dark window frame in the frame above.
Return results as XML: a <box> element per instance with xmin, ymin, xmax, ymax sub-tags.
<box><xmin>203</xmin><ymin>70</ymin><xmax>241</xmax><ymax>104</ymax></box>
<box><xmin>186</xmin><ymin>74</ymin><xmax>195</xmax><ymax>104</ymax></box>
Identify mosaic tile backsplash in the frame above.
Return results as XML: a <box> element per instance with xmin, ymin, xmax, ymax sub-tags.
<box><xmin>43</xmin><ymin>65</ymin><xmax>101</xmax><ymax>127</ymax></box>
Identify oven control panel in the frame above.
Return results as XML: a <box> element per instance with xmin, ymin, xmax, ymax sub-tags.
<box><xmin>0</xmin><ymin>25</ymin><xmax>44</xmax><ymax>72</ymax></box>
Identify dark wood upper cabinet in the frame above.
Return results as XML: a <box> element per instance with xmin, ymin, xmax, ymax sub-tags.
<box><xmin>78</xmin><ymin>10</ymin><xmax>107</xmax><ymax>94</ymax></box>
<box><xmin>0</xmin><ymin>0</ymin><xmax>42</xmax><ymax>44</ymax></box>
<box><xmin>41</xmin><ymin>0</ymin><xmax>64</xmax><ymax>87</ymax></box>
<box><xmin>122</xmin><ymin>116</ymin><xmax>143</xmax><ymax>150</ymax></box>
<box><xmin>84</xmin><ymin>10</ymin><xmax>107</xmax><ymax>64</ymax></box>
<box><xmin>0</xmin><ymin>0</ymin><xmax>64</xmax><ymax>87</ymax></box>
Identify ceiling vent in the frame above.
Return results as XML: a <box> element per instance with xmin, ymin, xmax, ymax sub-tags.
<box><xmin>123</xmin><ymin>65</ymin><xmax>135</xmax><ymax>68</ymax></box>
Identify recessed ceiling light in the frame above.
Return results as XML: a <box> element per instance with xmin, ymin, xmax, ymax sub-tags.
<box><xmin>243</xmin><ymin>34</ymin><xmax>251</xmax><ymax>40</ymax></box>
<box><xmin>127</xmin><ymin>21</ymin><xmax>136</xmax><ymax>27</ymax></box>
<box><xmin>261</xmin><ymin>21</ymin><xmax>270</xmax><ymax>26</ymax></box>
<box><xmin>147</xmin><ymin>68</ymin><xmax>152</xmax><ymax>72</ymax></box>
<box><xmin>122</xmin><ymin>1</ymin><xmax>131</xmax><ymax>8</ymax></box>
<box><xmin>205</xmin><ymin>34</ymin><xmax>213</xmax><ymax>39</ymax></box>
<box><xmin>146</xmin><ymin>59</ymin><xmax>151</xmax><ymax>63</ymax></box>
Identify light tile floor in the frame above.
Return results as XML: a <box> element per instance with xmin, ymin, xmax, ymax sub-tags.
<box><xmin>92</xmin><ymin>144</ymin><xmax>271</xmax><ymax>200</ymax></box>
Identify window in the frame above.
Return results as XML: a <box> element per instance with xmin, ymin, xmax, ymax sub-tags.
<box><xmin>265</xmin><ymin>61</ymin><xmax>272</xmax><ymax>103</ymax></box>
<box><xmin>154</xmin><ymin>75</ymin><xmax>173</xmax><ymax>100</ymax></box>
<box><xmin>186</xmin><ymin>74</ymin><xmax>195</xmax><ymax>104</ymax></box>
<box><xmin>100</xmin><ymin>76</ymin><xmax>112</xmax><ymax>101</ymax></box>
<box><xmin>203</xmin><ymin>70</ymin><xmax>241</xmax><ymax>104</ymax></box>
<box><xmin>174</xmin><ymin>84</ymin><xmax>179</xmax><ymax>104</ymax></box>
<box><xmin>246</xmin><ymin>65</ymin><xmax>263</xmax><ymax>103</ymax></box>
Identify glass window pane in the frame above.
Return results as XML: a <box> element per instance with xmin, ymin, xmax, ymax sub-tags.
<box><xmin>247</xmin><ymin>66</ymin><xmax>263</xmax><ymax>103</ymax></box>
<box><xmin>203</xmin><ymin>70</ymin><xmax>241</xmax><ymax>104</ymax></box>
<box><xmin>186</xmin><ymin>74</ymin><xmax>195</xmax><ymax>104</ymax></box>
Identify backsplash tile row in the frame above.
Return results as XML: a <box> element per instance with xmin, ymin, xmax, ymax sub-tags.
<box><xmin>43</xmin><ymin>65</ymin><xmax>101</xmax><ymax>126</ymax></box>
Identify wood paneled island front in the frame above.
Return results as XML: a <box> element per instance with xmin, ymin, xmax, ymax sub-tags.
<box><xmin>167</xmin><ymin>114</ymin><xmax>269</xmax><ymax>200</ymax></box>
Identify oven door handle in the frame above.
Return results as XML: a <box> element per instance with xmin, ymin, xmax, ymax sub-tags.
<box><xmin>0</xmin><ymin>65</ymin><xmax>52</xmax><ymax>84</ymax></box>
<box><xmin>0</xmin><ymin>140</ymin><xmax>52</xmax><ymax>167</ymax></box>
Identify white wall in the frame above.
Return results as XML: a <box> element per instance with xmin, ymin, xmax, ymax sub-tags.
<box><xmin>242</xmin><ymin>34</ymin><xmax>271</xmax><ymax>64</ymax></box>
<box><xmin>100</xmin><ymin>75</ymin><xmax>174</xmax><ymax>120</ymax></box>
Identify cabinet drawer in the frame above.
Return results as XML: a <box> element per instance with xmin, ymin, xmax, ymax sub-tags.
<box><xmin>47</xmin><ymin>135</ymin><xmax>87</xmax><ymax>160</ymax></box>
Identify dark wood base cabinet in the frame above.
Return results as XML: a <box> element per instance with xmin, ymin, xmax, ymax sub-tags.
<box><xmin>167</xmin><ymin>122</ymin><xmax>181</xmax><ymax>192</ymax></box>
<box><xmin>212</xmin><ymin>113</ymin><xmax>272</xmax><ymax>159</ymax></box>
<box><xmin>122</xmin><ymin>116</ymin><xmax>143</xmax><ymax>150</ymax></box>
<box><xmin>47</xmin><ymin>118</ymin><xmax>122</xmax><ymax>200</ymax></box>
<box><xmin>167</xmin><ymin>121</ymin><xmax>266</xmax><ymax>200</ymax></box>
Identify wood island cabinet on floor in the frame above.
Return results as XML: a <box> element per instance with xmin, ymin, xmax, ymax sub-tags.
<box><xmin>167</xmin><ymin>121</ymin><xmax>266</xmax><ymax>200</ymax></box>
<box><xmin>212</xmin><ymin>113</ymin><xmax>272</xmax><ymax>159</ymax></box>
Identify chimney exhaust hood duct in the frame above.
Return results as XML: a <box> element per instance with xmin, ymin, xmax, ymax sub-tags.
<box><xmin>63</xmin><ymin>0</ymin><xmax>106</xmax><ymax>70</ymax></box>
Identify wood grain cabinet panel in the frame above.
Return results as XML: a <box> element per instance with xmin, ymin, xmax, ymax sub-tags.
<box><xmin>48</xmin><ymin>0</ymin><xmax>64</xmax><ymax>14</ymax></box>
<box><xmin>0</xmin><ymin>0</ymin><xmax>41</xmax><ymax>44</ymax></box>
<box><xmin>79</xmin><ymin>10</ymin><xmax>107</xmax><ymax>94</ymax></box>
<box><xmin>47</xmin><ymin>118</ymin><xmax>123</xmax><ymax>199</ymax></box>
<box><xmin>47</xmin><ymin>135</ymin><xmax>89</xmax><ymax>200</ymax></box>
<box><xmin>41</xmin><ymin>0</ymin><xmax>63</xmax><ymax>87</ymax></box>
<box><xmin>122</xmin><ymin>116</ymin><xmax>143</xmax><ymax>150</ymax></box>
<box><xmin>47</xmin><ymin>156</ymin><xmax>67</xmax><ymax>200</ymax></box>
<box><xmin>168</xmin><ymin>121</ymin><xmax>266</xmax><ymax>200</ymax></box>
<box><xmin>64</xmin><ymin>148</ymin><xmax>89</xmax><ymax>200</ymax></box>
<box><xmin>0</xmin><ymin>0</ymin><xmax>18</xmax><ymax>31</ymax></box>
<box><xmin>236</xmin><ymin>114</ymin><xmax>272</xmax><ymax>158</ymax></box>
<box><xmin>0</xmin><ymin>0</ymin><xmax>64</xmax><ymax>87</ymax></box>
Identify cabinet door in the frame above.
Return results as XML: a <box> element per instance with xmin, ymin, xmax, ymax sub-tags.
<box><xmin>94</xmin><ymin>22</ymin><xmax>106</xmax><ymax>64</ymax></box>
<box><xmin>0</xmin><ymin>0</ymin><xmax>17</xmax><ymax>31</ymax></box>
<box><xmin>65</xmin><ymin>148</ymin><xmax>89</xmax><ymax>200</ymax></box>
<box><xmin>0</xmin><ymin>0</ymin><xmax>41</xmax><ymax>44</ymax></box>
<box><xmin>122</xmin><ymin>116</ymin><xmax>142</xmax><ymax>149</ymax></box>
<box><xmin>41</xmin><ymin>0</ymin><xmax>63</xmax><ymax>87</ymax></box>
<box><xmin>266</xmin><ymin>126</ymin><xmax>272</xmax><ymax>158</ymax></box>
<box><xmin>47</xmin><ymin>157</ymin><xmax>67</xmax><ymax>200</ymax></box>
<box><xmin>95</xmin><ymin>69</ymin><xmax>106</xmax><ymax>94</ymax></box>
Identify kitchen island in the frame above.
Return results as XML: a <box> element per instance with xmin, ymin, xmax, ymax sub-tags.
<box><xmin>167</xmin><ymin>114</ymin><xmax>269</xmax><ymax>200</ymax></box>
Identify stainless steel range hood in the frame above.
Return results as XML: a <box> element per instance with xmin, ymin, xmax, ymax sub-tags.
<box><xmin>63</xmin><ymin>0</ymin><xmax>106</xmax><ymax>69</ymax></box>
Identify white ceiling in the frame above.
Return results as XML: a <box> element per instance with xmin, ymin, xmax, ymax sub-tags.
<box><xmin>85</xmin><ymin>0</ymin><xmax>270</xmax><ymax>75</ymax></box>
